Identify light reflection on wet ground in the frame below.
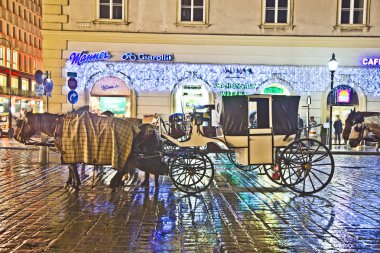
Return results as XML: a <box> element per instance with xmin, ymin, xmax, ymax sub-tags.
<box><xmin>0</xmin><ymin>149</ymin><xmax>379</xmax><ymax>252</ymax></box>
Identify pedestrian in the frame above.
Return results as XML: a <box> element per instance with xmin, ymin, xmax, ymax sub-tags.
<box><xmin>309</xmin><ymin>116</ymin><xmax>318</xmax><ymax>137</ymax></box>
<box><xmin>297</xmin><ymin>114</ymin><xmax>304</xmax><ymax>139</ymax></box>
<box><xmin>333</xmin><ymin>115</ymin><xmax>343</xmax><ymax>145</ymax></box>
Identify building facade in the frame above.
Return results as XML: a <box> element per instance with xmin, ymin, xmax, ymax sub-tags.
<box><xmin>42</xmin><ymin>0</ymin><xmax>380</xmax><ymax>127</ymax></box>
<box><xmin>0</xmin><ymin>0</ymin><xmax>43</xmax><ymax>116</ymax></box>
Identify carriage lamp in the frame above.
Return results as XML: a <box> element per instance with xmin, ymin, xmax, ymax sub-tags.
<box><xmin>0</xmin><ymin>37</ymin><xmax>13</xmax><ymax>138</ymax></box>
<box><xmin>328</xmin><ymin>53</ymin><xmax>339</xmax><ymax>149</ymax></box>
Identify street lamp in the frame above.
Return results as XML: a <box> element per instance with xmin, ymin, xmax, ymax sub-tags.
<box><xmin>328</xmin><ymin>53</ymin><xmax>338</xmax><ymax>150</ymax></box>
<box><xmin>0</xmin><ymin>37</ymin><xmax>13</xmax><ymax>138</ymax></box>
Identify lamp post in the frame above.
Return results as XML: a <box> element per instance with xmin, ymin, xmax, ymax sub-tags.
<box><xmin>0</xmin><ymin>37</ymin><xmax>13</xmax><ymax>138</ymax></box>
<box><xmin>328</xmin><ymin>53</ymin><xmax>338</xmax><ymax>150</ymax></box>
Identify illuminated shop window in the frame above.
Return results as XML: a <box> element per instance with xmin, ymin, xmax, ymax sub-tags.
<box><xmin>173</xmin><ymin>79</ymin><xmax>213</xmax><ymax>113</ymax></box>
<box><xmin>99</xmin><ymin>0</ymin><xmax>123</xmax><ymax>20</ymax></box>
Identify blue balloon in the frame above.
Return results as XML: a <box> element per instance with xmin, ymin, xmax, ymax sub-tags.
<box><xmin>68</xmin><ymin>90</ymin><xmax>79</xmax><ymax>104</ymax></box>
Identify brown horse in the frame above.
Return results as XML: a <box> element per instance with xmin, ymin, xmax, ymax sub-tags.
<box><xmin>14</xmin><ymin>112</ymin><xmax>157</xmax><ymax>192</ymax></box>
<box><xmin>343</xmin><ymin>109</ymin><xmax>380</xmax><ymax>151</ymax></box>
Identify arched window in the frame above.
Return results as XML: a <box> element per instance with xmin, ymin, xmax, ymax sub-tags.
<box><xmin>172</xmin><ymin>78</ymin><xmax>213</xmax><ymax>113</ymax></box>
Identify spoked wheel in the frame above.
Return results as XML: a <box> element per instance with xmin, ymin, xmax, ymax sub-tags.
<box><xmin>169</xmin><ymin>151</ymin><xmax>214</xmax><ymax>194</ymax></box>
<box><xmin>227</xmin><ymin>152</ymin><xmax>261</xmax><ymax>172</ymax></box>
<box><xmin>278</xmin><ymin>138</ymin><xmax>334</xmax><ymax>195</ymax></box>
<box><xmin>162</xmin><ymin>139</ymin><xmax>179</xmax><ymax>154</ymax></box>
<box><xmin>263</xmin><ymin>165</ymin><xmax>285</xmax><ymax>185</ymax></box>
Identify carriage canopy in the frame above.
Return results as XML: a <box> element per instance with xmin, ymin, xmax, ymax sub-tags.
<box><xmin>216</xmin><ymin>94</ymin><xmax>300</xmax><ymax>136</ymax></box>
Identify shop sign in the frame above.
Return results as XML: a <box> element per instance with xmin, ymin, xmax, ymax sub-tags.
<box><xmin>263</xmin><ymin>86</ymin><xmax>284</xmax><ymax>95</ymax></box>
<box><xmin>362</xmin><ymin>58</ymin><xmax>380</xmax><ymax>66</ymax></box>
<box><xmin>337</xmin><ymin>89</ymin><xmax>351</xmax><ymax>103</ymax></box>
<box><xmin>221</xmin><ymin>91</ymin><xmax>247</xmax><ymax>96</ymax></box>
<box><xmin>100</xmin><ymin>97</ymin><xmax>126</xmax><ymax>115</ymax></box>
<box><xmin>69</xmin><ymin>51</ymin><xmax>111</xmax><ymax>66</ymax></box>
<box><xmin>122</xmin><ymin>52</ymin><xmax>173</xmax><ymax>62</ymax></box>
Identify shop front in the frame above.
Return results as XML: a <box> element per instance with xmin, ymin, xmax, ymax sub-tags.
<box><xmin>63</xmin><ymin>48</ymin><xmax>379</xmax><ymax>122</ymax></box>
<box><xmin>325</xmin><ymin>84</ymin><xmax>362</xmax><ymax>124</ymax></box>
<box><xmin>89</xmin><ymin>76</ymin><xmax>134</xmax><ymax>117</ymax></box>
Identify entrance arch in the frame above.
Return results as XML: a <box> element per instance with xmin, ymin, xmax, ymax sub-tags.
<box><xmin>171</xmin><ymin>78</ymin><xmax>214</xmax><ymax>113</ymax></box>
<box><xmin>89</xmin><ymin>76</ymin><xmax>136</xmax><ymax>117</ymax></box>
<box><xmin>323</xmin><ymin>84</ymin><xmax>366</xmax><ymax>124</ymax></box>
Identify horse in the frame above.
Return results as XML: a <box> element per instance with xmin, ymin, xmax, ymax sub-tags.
<box><xmin>343</xmin><ymin>109</ymin><xmax>380</xmax><ymax>151</ymax></box>
<box><xmin>13</xmin><ymin>111</ymin><xmax>160</xmax><ymax>192</ymax></box>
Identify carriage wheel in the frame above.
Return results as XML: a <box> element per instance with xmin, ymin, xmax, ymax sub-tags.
<box><xmin>278</xmin><ymin>138</ymin><xmax>334</xmax><ymax>195</ymax></box>
<box><xmin>262</xmin><ymin>165</ymin><xmax>285</xmax><ymax>185</ymax></box>
<box><xmin>226</xmin><ymin>153</ymin><xmax>261</xmax><ymax>172</ymax></box>
<box><xmin>169</xmin><ymin>151</ymin><xmax>214</xmax><ymax>194</ymax></box>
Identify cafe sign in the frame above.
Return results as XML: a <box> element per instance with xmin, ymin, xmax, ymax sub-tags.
<box><xmin>122</xmin><ymin>52</ymin><xmax>174</xmax><ymax>62</ymax></box>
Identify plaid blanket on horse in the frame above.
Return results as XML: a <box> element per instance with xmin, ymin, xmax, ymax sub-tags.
<box><xmin>61</xmin><ymin>112</ymin><xmax>140</xmax><ymax>170</ymax></box>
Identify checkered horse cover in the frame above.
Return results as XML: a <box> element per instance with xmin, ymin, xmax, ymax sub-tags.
<box><xmin>61</xmin><ymin>112</ymin><xmax>140</xmax><ymax>170</ymax></box>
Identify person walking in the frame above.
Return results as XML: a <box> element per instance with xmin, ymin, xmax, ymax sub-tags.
<box><xmin>333</xmin><ymin>115</ymin><xmax>343</xmax><ymax>145</ymax></box>
<box><xmin>309</xmin><ymin>116</ymin><xmax>318</xmax><ymax>137</ymax></box>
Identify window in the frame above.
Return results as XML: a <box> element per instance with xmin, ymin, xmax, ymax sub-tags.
<box><xmin>0</xmin><ymin>47</ymin><xmax>4</xmax><ymax>66</ymax></box>
<box><xmin>6</xmin><ymin>48</ymin><xmax>10</xmax><ymax>68</ymax></box>
<box><xmin>264</xmin><ymin>0</ymin><xmax>290</xmax><ymax>24</ymax></box>
<box><xmin>339</xmin><ymin>0</ymin><xmax>368</xmax><ymax>24</ymax></box>
<box><xmin>11</xmin><ymin>77</ymin><xmax>18</xmax><ymax>90</ymax></box>
<box><xmin>179</xmin><ymin>0</ymin><xmax>206</xmax><ymax>23</ymax></box>
<box><xmin>22</xmin><ymin>79</ymin><xmax>29</xmax><ymax>91</ymax></box>
<box><xmin>0</xmin><ymin>75</ymin><xmax>7</xmax><ymax>87</ymax></box>
<box><xmin>99</xmin><ymin>0</ymin><xmax>123</xmax><ymax>19</ymax></box>
<box><xmin>12</xmin><ymin>51</ymin><xmax>18</xmax><ymax>70</ymax></box>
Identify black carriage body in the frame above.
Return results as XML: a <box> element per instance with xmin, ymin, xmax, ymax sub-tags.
<box><xmin>216</xmin><ymin>95</ymin><xmax>300</xmax><ymax>136</ymax></box>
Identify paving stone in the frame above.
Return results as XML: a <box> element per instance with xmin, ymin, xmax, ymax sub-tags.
<box><xmin>0</xmin><ymin>150</ymin><xmax>379</xmax><ymax>252</ymax></box>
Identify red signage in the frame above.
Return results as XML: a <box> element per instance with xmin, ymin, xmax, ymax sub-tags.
<box><xmin>68</xmin><ymin>77</ymin><xmax>78</xmax><ymax>90</ymax></box>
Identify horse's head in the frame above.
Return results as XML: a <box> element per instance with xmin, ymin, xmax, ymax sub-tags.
<box><xmin>14</xmin><ymin>112</ymin><xmax>39</xmax><ymax>143</ymax></box>
<box><xmin>343</xmin><ymin>108</ymin><xmax>357</xmax><ymax>141</ymax></box>
<box><xmin>348</xmin><ymin>122</ymin><xmax>367</xmax><ymax>148</ymax></box>
<box><xmin>135</xmin><ymin>123</ymin><xmax>162</xmax><ymax>153</ymax></box>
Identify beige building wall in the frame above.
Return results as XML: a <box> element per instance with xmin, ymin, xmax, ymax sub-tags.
<box><xmin>42</xmin><ymin>0</ymin><xmax>380</xmax><ymax>115</ymax></box>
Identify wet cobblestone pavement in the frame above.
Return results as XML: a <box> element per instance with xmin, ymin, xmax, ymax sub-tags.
<box><xmin>0</xmin><ymin>149</ymin><xmax>379</xmax><ymax>252</ymax></box>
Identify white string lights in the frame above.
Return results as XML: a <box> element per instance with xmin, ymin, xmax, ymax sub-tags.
<box><xmin>65</xmin><ymin>61</ymin><xmax>380</xmax><ymax>95</ymax></box>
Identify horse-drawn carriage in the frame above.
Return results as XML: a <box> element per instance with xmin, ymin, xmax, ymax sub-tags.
<box><xmin>161</xmin><ymin>94</ymin><xmax>335</xmax><ymax>195</ymax></box>
<box><xmin>14</xmin><ymin>94</ymin><xmax>335</xmax><ymax>195</ymax></box>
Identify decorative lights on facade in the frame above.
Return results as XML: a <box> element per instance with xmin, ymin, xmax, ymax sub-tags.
<box><xmin>65</xmin><ymin>61</ymin><xmax>380</xmax><ymax>96</ymax></box>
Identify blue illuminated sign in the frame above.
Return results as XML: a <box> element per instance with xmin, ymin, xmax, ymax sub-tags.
<box><xmin>69</xmin><ymin>51</ymin><xmax>111</xmax><ymax>66</ymax></box>
<box><xmin>362</xmin><ymin>58</ymin><xmax>380</xmax><ymax>66</ymax></box>
<box><xmin>122</xmin><ymin>52</ymin><xmax>173</xmax><ymax>62</ymax></box>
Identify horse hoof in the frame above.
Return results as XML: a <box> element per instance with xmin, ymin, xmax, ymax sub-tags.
<box><xmin>64</xmin><ymin>183</ymin><xmax>70</xmax><ymax>189</ymax></box>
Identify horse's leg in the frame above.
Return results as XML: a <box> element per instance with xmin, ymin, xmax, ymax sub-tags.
<box><xmin>110</xmin><ymin>169</ymin><xmax>124</xmax><ymax>191</ymax></box>
<box><xmin>71</xmin><ymin>164</ymin><xmax>81</xmax><ymax>192</ymax></box>
<box><xmin>154</xmin><ymin>174</ymin><xmax>159</xmax><ymax>188</ymax></box>
<box><xmin>65</xmin><ymin>165</ymin><xmax>73</xmax><ymax>189</ymax></box>
<box><xmin>141</xmin><ymin>172</ymin><xmax>150</xmax><ymax>187</ymax></box>
<box><xmin>377</xmin><ymin>142</ymin><xmax>379</xmax><ymax>152</ymax></box>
